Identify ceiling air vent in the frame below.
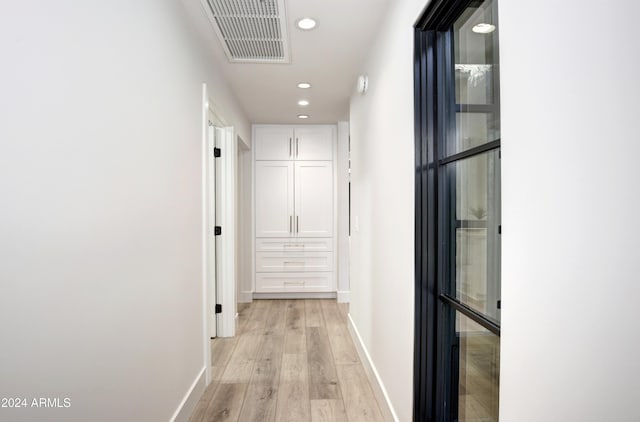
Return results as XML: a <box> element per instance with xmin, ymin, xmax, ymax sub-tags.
<box><xmin>204</xmin><ymin>0</ymin><xmax>290</xmax><ymax>63</ymax></box>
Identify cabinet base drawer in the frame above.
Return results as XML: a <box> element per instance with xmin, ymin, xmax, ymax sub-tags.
<box><xmin>256</xmin><ymin>252</ymin><xmax>333</xmax><ymax>272</ymax></box>
<box><xmin>256</xmin><ymin>272</ymin><xmax>333</xmax><ymax>293</ymax></box>
<box><xmin>256</xmin><ymin>238</ymin><xmax>332</xmax><ymax>252</ymax></box>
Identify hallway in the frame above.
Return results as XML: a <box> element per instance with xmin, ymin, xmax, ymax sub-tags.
<box><xmin>189</xmin><ymin>300</ymin><xmax>384</xmax><ymax>421</ymax></box>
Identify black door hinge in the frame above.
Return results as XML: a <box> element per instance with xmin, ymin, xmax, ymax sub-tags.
<box><xmin>214</xmin><ymin>147</ymin><xmax>221</xmax><ymax>158</ymax></box>
<box><xmin>215</xmin><ymin>304</ymin><xmax>222</xmax><ymax>314</ymax></box>
<box><xmin>214</xmin><ymin>226</ymin><xmax>222</xmax><ymax>236</ymax></box>
<box><xmin>497</xmin><ymin>300</ymin><xmax>501</xmax><ymax>310</ymax></box>
<box><xmin>498</xmin><ymin>225</ymin><xmax>501</xmax><ymax>235</ymax></box>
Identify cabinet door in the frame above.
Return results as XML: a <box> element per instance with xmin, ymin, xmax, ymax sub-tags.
<box><xmin>294</xmin><ymin>161</ymin><xmax>333</xmax><ymax>237</ymax></box>
<box><xmin>254</xmin><ymin>126</ymin><xmax>294</xmax><ymax>160</ymax></box>
<box><xmin>255</xmin><ymin>161</ymin><xmax>294</xmax><ymax>237</ymax></box>
<box><xmin>294</xmin><ymin>126</ymin><xmax>333</xmax><ymax>160</ymax></box>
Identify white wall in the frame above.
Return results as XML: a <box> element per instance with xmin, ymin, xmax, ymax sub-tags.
<box><xmin>0</xmin><ymin>1</ymin><xmax>249</xmax><ymax>421</ymax></box>
<box><xmin>349</xmin><ymin>1</ymin><xmax>425</xmax><ymax>420</ymax></box>
<box><xmin>352</xmin><ymin>0</ymin><xmax>640</xmax><ymax>421</ymax></box>
<box><xmin>337</xmin><ymin>121</ymin><xmax>351</xmax><ymax>302</ymax></box>
<box><xmin>499</xmin><ymin>1</ymin><xmax>640</xmax><ymax>420</ymax></box>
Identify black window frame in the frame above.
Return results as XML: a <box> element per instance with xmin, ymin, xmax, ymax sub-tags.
<box><xmin>414</xmin><ymin>0</ymin><xmax>501</xmax><ymax>420</ymax></box>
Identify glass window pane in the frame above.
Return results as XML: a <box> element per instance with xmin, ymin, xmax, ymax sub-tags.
<box><xmin>449</xmin><ymin>0</ymin><xmax>500</xmax><ymax>156</ymax></box>
<box><xmin>446</xmin><ymin>149</ymin><xmax>501</xmax><ymax>323</ymax></box>
<box><xmin>456</xmin><ymin>111</ymin><xmax>500</xmax><ymax>152</ymax></box>
<box><xmin>456</xmin><ymin>312</ymin><xmax>500</xmax><ymax>422</ymax></box>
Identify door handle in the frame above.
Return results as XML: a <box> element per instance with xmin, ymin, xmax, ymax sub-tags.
<box><xmin>296</xmin><ymin>138</ymin><xmax>299</xmax><ymax>157</ymax></box>
<box><xmin>289</xmin><ymin>138</ymin><xmax>292</xmax><ymax>157</ymax></box>
<box><xmin>296</xmin><ymin>216</ymin><xmax>299</xmax><ymax>233</ymax></box>
<box><xmin>290</xmin><ymin>215</ymin><xmax>292</xmax><ymax>233</ymax></box>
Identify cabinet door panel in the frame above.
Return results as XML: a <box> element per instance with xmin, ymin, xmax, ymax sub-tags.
<box><xmin>294</xmin><ymin>126</ymin><xmax>333</xmax><ymax>160</ymax></box>
<box><xmin>295</xmin><ymin>161</ymin><xmax>333</xmax><ymax>237</ymax></box>
<box><xmin>255</xmin><ymin>126</ymin><xmax>294</xmax><ymax>160</ymax></box>
<box><xmin>255</xmin><ymin>161</ymin><xmax>294</xmax><ymax>237</ymax></box>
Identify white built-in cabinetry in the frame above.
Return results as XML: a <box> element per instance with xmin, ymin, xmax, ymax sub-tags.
<box><xmin>253</xmin><ymin>125</ymin><xmax>336</xmax><ymax>294</ymax></box>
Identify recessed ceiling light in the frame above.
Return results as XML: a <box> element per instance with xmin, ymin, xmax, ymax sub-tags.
<box><xmin>298</xmin><ymin>100</ymin><xmax>309</xmax><ymax>106</ymax></box>
<box><xmin>297</xmin><ymin>82</ymin><xmax>311</xmax><ymax>89</ymax></box>
<box><xmin>298</xmin><ymin>114</ymin><xmax>310</xmax><ymax>119</ymax></box>
<box><xmin>297</xmin><ymin>18</ymin><xmax>317</xmax><ymax>30</ymax></box>
<box><xmin>472</xmin><ymin>23</ymin><xmax>496</xmax><ymax>34</ymax></box>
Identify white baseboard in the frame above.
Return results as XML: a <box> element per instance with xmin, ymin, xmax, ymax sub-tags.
<box><xmin>253</xmin><ymin>292</ymin><xmax>337</xmax><ymax>300</ymax></box>
<box><xmin>170</xmin><ymin>366</ymin><xmax>206</xmax><ymax>422</ymax></box>
<box><xmin>347</xmin><ymin>314</ymin><xmax>399</xmax><ymax>422</ymax></box>
<box><xmin>238</xmin><ymin>290</ymin><xmax>253</xmax><ymax>303</ymax></box>
<box><xmin>337</xmin><ymin>290</ymin><xmax>350</xmax><ymax>303</ymax></box>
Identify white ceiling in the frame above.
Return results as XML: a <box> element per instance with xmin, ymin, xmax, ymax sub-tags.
<box><xmin>185</xmin><ymin>0</ymin><xmax>390</xmax><ymax>124</ymax></box>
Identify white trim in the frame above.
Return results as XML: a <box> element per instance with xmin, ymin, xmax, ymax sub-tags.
<box><xmin>337</xmin><ymin>290</ymin><xmax>350</xmax><ymax>303</ymax></box>
<box><xmin>253</xmin><ymin>292</ymin><xmax>337</xmax><ymax>300</ymax></box>
<box><xmin>217</xmin><ymin>126</ymin><xmax>237</xmax><ymax>337</ymax></box>
<box><xmin>337</xmin><ymin>122</ymin><xmax>350</xmax><ymax>300</ymax></box>
<box><xmin>201</xmin><ymin>83</ymin><xmax>212</xmax><ymax>384</ymax></box>
<box><xmin>347</xmin><ymin>313</ymin><xmax>399</xmax><ymax>422</ymax></box>
<box><xmin>332</xmin><ymin>125</ymin><xmax>339</xmax><ymax>293</ymax></box>
<box><xmin>170</xmin><ymin>366</ymin><xmax>206</xmax><ymax>422</ymax></box>
<box><xmin>238</xmin><ymin>290</ymin><xmax>254</xmax><ymax>303</ymax></box>
<box><xmin>250</xmin><ymin>127</ymin><xmax>256</xmax><ymax>296</ymax></box>
<box><xmin>208</xmin><ymin>102</ymin><xmax>228</xmax><ymax>127</ymax></box>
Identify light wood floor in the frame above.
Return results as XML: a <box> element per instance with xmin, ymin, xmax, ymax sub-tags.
<box><xmin>189</xmin><ymin>299</ymin><xmax>385</xmax><ymax>422</ymax></box>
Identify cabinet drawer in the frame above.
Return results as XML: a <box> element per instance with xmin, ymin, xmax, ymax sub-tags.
<box><xmin>256</xmin><ymin>272</ymin><xmax>333</xmax><ymax>292</ymax></box>
<box><xmin>255</xmin><ymin>238</ymin><xmax>332</xmax><ymax>252</ymax></box>
<box><xmin>256</xmin><ymin>252</ymin><xmax>333</xmax><ymax>272</ymax></box>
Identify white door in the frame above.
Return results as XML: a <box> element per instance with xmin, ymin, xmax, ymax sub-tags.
<box><xmin>254</xmin><ymin>126</ymin><xmax>294</xmax><ymax>160</ymax></box>
<box><xmin>215</xmin><ymin>126</ymin><xmax>236</xmax><ymax>337</ymax></box>
<box><xmin>207</xmin><ymin>124</ymin><xmax>217</xmax><ymax>339</ymax></box>
<box><xmin>255</xmin><ymin>161</ymin><xmax>294</xmax><ymax>237</ymax></box>
<box><xmin>294</xmin><ymin>161</ymin><xmax>333</xmax><ymax>237</ymax></box>
<box><xmin>294</xmin><ymin>126</ymin><xmax>333</xmax><ymax>160</ymax></box>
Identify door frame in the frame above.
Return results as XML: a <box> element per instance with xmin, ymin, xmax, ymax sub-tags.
<box><xmin>201</xmin><ymin>84</ymin><xmax>236</xmax><ymax>385</ymax></box>
<box><xmin>201</xmin><ymin>84</ymin><xmax>214</xmax><ymax>384</ymax></box>
<box><xmin>413</xmin><ymin>1</ymin><xmax>502</xmax><ymax>420</ymax></box>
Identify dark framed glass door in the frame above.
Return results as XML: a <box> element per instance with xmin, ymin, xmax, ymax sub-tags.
<box><xmin>414</xmin><ymin>0</ymin><xmax>501</xmax><ymax>420</ymax></box>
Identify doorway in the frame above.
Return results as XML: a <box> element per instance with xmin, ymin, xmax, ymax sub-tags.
<box><xmin>202</xmin><ymin>83</ymin><xmax>237</xmax><ymax>385</ymax></box>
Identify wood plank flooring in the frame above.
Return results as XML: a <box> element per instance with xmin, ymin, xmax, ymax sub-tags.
<box><xmin>189</xmin><ymin>299</ymin><xmax>385</xmax><ymax>422</ymax></box>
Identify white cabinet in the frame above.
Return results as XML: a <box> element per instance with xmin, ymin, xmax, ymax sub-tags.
<box><xmin>295</xmin><ymin>162</ymin><xmax>333</xmax><ymax>237</ymax></box>
<box><xmin>255</xmin><ymin>161</ymin><xmax>294</xmax><ymax>238</ymax></box>
<box><xmin>255</xmin><ymin>161</ymin><xmax>333</xmax><ymax>238</ymax></box>
<box><xmin>294</xmin><ymin>126</ymin><xmax>333</xmax><ymax>160</ymax></box>
<box><xmin>255</xmin><ymin>161</ymin><xmax>332</xmax><ymax>238</ymax></box>
<box><xmin>254</xmin><ymin>126</ymin><xmax>294</xmax><ymax>160</ymax></box>
<box><xmin>253</xmin><ymin>124</ymin><xmax>336</xmax><ymax>294</ymax></box>
<box><xmin>254</xmin><ymin>125</ymin><xmax>333</xmax><ymax>161</ymax></box>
